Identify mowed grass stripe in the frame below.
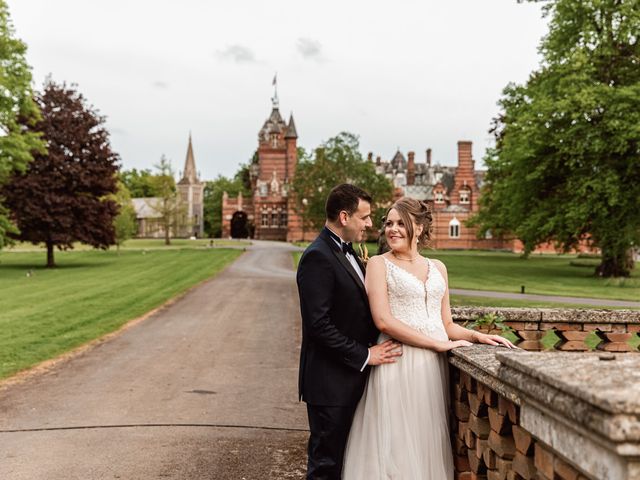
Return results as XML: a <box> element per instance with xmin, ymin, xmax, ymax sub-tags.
<box><xmin>0</xmin><ymin>248</ymin><xmax>242</xmax><ymax>379</ymax></box>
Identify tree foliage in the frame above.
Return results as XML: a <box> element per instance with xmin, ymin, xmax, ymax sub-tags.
<box><xmin>112</xmin><ymin>180</ymin><xmax>137</xmax><ymax>251</ymax></box>
<box><xmin>292</xmin><ymin>132</ymin><xmax>393</xmax><ymax>233</ymax></box>
<box><xmin>119</xmin><ymin>168</ymin><xmax>158</xmax><ymax>197</ymax></box>
<box><xmin>1</xmin><ymin>80</ymin><xmax>119</xmax><ymax>267</ymax></box>
<box><xmin>471</xmin><ymin>0</ymin><xmax>640</xmax><ymax>277</ymax></box>
<box><xmin>149</xmin><ymin>155</ymin><xmax>184</xmax><ymax>245</ymax></box>
<box><xmin>0</xmin><ymin>1</ymin><xmax>45</xmax><ymax>248</ymax></box>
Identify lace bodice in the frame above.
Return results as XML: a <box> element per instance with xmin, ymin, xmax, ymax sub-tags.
<box><xmin>383</xmin><ymin>256</ymin><xmax>449</xmax><ymax>341</ymax></box>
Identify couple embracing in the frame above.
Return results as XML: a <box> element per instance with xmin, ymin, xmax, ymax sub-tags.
<box><xmin>297</xmin><ymin>184</ymin><xmax>514</xmax><ymax>479</ymax></box>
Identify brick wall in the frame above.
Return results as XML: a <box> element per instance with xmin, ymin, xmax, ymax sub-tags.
<box><xmin>448</xmin><ymin>308</ymin><xmax>640</xmax><ymax>479</ymax></box>
<box><xmin>451</xmin><ymin>368</ymin><xmax>589</xmax><ymax>480</ymax></box>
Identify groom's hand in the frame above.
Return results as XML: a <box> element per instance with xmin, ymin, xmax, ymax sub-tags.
<box><xmin>368</xmin><ymin>339</ymin><xmax>403</xmax><ymax>365</ymax></box>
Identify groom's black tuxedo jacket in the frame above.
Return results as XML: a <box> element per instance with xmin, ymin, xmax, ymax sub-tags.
<box><xmin>297</xmin><ymin>227</ymin><xmax>379</xmax><ymax>406</ymax></box>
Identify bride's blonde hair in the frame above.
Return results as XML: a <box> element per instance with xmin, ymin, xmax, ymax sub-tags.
<box><xmin>385</xmin><ymin>197</ymin><xmax>433</xmax><ymax>249</ymax></box>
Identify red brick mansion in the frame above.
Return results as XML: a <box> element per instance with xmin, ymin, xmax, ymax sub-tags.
<box><xmin>371</xmin><ymin>142</ymin><xmax>508</xmax><ymax>250</ymax></box>
<box><xmin>222</xmin><ymin>96</ymin><xmax>561</xmax><ymax>251</ymax></box>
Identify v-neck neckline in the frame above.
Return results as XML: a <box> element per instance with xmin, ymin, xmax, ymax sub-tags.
<box><xmin>383</xmin><ymin>255</ymin><xmax>431</xmax><ymax>287</ymax></box>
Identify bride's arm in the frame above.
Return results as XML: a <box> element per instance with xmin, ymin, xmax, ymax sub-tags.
<box><xmin>366</xmin><ymin>256</ymin><xmax>455</xmax><ymax>353</ymax></box>
<box><xmin>434</xmin><ymin>259</ymin><xmax>515</xmax><ymax>348</ymax></box>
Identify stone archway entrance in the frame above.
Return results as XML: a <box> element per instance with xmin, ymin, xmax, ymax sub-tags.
<box><xmin>231</xmin><ymin>211</ymin><xmax>249</xmax><ymax>239</ymax></box>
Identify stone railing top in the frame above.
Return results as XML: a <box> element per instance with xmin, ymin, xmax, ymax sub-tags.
<box><xmin>451</xmin><ymin>306</ymin><xmax>640</xmax><ymax>324</ymax></box>
<box><xmin>451</xmin><ymin>345</ymin><xmax>640</xmax><ymax>445</ymax></box>
<box><xmin>495</xmin><ymin>349</ymin><xmax>640</xmax><ymax>415</ymax></box>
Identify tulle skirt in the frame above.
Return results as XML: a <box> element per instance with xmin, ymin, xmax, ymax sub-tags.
<box><xmin>343</xmin><ymin>334</ymin><xmax>454</xmax><ymax>479</ymax></box>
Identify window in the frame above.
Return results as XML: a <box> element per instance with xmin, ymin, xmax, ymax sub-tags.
<box><xmin>261</xmin><ymin>212</ymin><xmax>269</xmax><ymax>227</ymax></box>
<box><xmin>460</xmin><ymin>189</ymin><xmax>470</xmax><ymax>204</ymax></box>
<box><xmin>280</xmin><ymin>212</ymin><xmax>288</xmax><ymax>226</ymax></box>
<box><xmin>485</xmin><ymin>229</ymin><xmax>493</xmax><ymax>240</ymax></box>
<box><xmin>271</xmin><ymin>212</ymin><xmax>279</xmax><ymax>227</ymax></box>
<box><xmin>449</xmin><ymin>218</ymin><xmax>460</xmax><ymax>238</ymax></box>
<box><xmin>435</xmin><ymin>191</ymin><xmax>444</xmax><ymax>203</ymax></box>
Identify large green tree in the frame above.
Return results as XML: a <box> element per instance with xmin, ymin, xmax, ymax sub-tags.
<box><xmin>2</xmin><ymin>80</ymin><xmax>119</xmax><ymax>267</ymax></box>
<box><xmin>292</xmin><ymin>132</ymin><xmax>393</xmax><ymax>233</ymax></box>
<box><xmin>0</xmin><ymin>1</ymin><xmax>45</xmax><ymax>248</ymax></box>
<box><xmin>471</xmin><ymin>0</ymin><xmax>640</xmax><ymax>277</ymax></box>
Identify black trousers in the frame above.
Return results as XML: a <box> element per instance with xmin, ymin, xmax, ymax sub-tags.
<box><xmin>306</xmin><ymin>403</ymin><xmax>358</xmax><ymax>480</ymax></box>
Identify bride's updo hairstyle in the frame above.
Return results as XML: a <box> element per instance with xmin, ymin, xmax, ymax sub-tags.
<box><xmin>386</xmin><ymin>197</ymin><xmax>433</xmax><ymax>249</ymax></box>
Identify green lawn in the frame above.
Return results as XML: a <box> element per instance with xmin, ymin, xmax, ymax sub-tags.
<box><xmin>292</xmin><ymin>247</ymin><xmax>640</xmax><ymax>304</ymax></box>
<box><xmin>0</xmin><ymin>248</ymin><xmax>242</xmax><ymax>380</ymax></box>
<box><xmin>5</xmin><ymin>238</ymin><xmax>251</xmax><ymax>252</ymax></box>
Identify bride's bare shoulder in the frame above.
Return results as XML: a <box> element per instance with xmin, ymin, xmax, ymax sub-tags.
<box><xmin>366</xmin><ymin>254</ymin><xmax>390</xmax><ymax>274</ymax></box>
<box><xmin>429</xmin><ymin>258</ymin><xmax>448</xmax><ymax>274</ymax></box>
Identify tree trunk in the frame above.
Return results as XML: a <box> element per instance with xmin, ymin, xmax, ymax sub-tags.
<box><xmin>595</xmin><ymin>247</ymin><xmax>634</xmax><ymax>277</ymax></box>
<box><xmin>46</xmin><ymin>241</ymin><xmax>56</xmax><ymax>268</ymax></box>
<box><xmin>164</xmin><ymin>223</ymin><xmax>170</xmax><ymax>246</ymax></box>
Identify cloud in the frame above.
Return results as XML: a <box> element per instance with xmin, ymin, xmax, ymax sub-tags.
<box><xmin>296</xmin><ymin>38</ymin><xmax>324</xmax><ymax>61</ymax></box>
<box><xmin>216</xmin><ymin>44</ymin><xmax>257</xmax><ymax>64</ymax></box>
<box><xmin>152</xmin><ymin>81</ymin><xmax>168</xmax><ymax>89</ymax></box>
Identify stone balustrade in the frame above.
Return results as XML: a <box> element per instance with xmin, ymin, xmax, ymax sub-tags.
<box><xmin>452</xmin><ymin>307</ymin><xmax>640</xmax><ymax>352</ymax></box>
<box><xmin>448</xmin><ymin>308</ymin><xmax>640</xmax><ymax>480</ymax></box>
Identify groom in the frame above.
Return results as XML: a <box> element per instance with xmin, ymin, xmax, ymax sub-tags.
<box><xmin>297</xmin><ymin>184</ymin><xmax>402</xmax><ymax>479</ymax></box>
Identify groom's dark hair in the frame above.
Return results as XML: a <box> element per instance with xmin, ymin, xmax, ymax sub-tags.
<box><xmin>325</xmin><ymin>184</ymin><xmax>372</xmax><ymax>222</ymax></box>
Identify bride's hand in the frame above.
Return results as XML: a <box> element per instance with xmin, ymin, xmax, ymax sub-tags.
<box><xmin>473</xmin><ymin>332</ymin><xmax>517</xmax><ymax>349</ymax></box>
<box><xmin>434</xmin><ymin>339</ymin><xmax>473</xmax><ymax>352</ymax></box>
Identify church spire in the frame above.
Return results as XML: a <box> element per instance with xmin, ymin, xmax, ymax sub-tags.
<box><xmin>180</xmin><ymin>132</ymin><xmax>198</xmax><ymax>184</ymax></box>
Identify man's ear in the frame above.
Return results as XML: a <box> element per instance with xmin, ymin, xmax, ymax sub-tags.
<box><xmin>339</xmin><ymin>210</ymin><xmax>349</xmax><ymax>226</ymax></box>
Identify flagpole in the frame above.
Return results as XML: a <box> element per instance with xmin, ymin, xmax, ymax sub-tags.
<box><xmin>272</xmin><ymin>73</ymin><xmax>279</xmax><ymax>108</ymax></box>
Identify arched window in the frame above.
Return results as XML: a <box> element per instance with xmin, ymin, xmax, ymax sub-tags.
<box><xmin>449</xmin><ymin>218</ymin><xmax>460</xmax><ymax>238</ymax></box>
<box><xmin>435</xmin><ymin>191</ymin><xmax>444</xmax><ymax>203</ymax></box>
<box><xmin>459</xmin><ymin>189</ymin><xmax>470</xmax><ymax>204</ymax></box>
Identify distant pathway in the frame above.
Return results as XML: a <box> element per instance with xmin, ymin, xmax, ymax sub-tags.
<box><xmin>450</xmin><ymin>288</ymin><xmax>640</xmax><ymax>308</ymax></box>
<box><xmin>0</xmin><ymin>240</ymin><xmax>307</xmax><ymax>479</ymax></box>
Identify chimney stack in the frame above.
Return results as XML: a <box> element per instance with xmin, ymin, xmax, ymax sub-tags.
<box><xmin>376</xmin><ymin>155</ymin><xmax>381</xmax><ymax>166</ymax></box>
<box><xmin>367</xmin><ymin>152</ymin><xmax>373</xmax><ymax>162</ymax></box>
<box><xmin>426</xmin><ymin>148</ymin><xmax>432</xmax><ymax>166</ymax></box>
<box><xmin>457</xmin><ymin>141</ymin><xmax>473</xmax><ymax>169</ymax></box>
<box><xmin>407</xmin><ymin>151</ymin><xmax>416</xmax><ymax>186</ymax></box>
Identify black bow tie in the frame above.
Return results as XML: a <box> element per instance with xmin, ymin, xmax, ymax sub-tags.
<box><xmin>342</xmin><ymin>242</ymin><xmax>356</xmax><ymax>256</ymax></box>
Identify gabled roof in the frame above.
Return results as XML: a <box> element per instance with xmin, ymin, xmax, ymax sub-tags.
<box><xmin>390</xmin><ymin>150</ymin><xmax>406</xmax><ymax>170</ymax></box>
<box><xmin>132</xmin><ymin>198</ymin><xmax>162</xmax><ymax>219</ymax></box>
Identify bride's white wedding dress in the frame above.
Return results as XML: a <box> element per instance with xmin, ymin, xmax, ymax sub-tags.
<box><xmin>343</xmin><ymin>256</ymin><xmax>454</xmax><ymax>479</ymax></box>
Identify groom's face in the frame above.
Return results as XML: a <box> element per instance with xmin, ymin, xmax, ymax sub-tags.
<box><xmin>341</xmin><ymin>199</ymin><xmax>372</xmax><ymax>243</ymax></box>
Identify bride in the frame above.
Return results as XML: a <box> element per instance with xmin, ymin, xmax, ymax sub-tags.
<box><xmin>343</xmin><ymin>197</ymin><xmax>515</xmax><ymax>479</ymax></box>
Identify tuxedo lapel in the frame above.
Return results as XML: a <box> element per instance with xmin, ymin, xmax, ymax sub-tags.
<box><xmin>319</xmin><ymin>229</ymin><xmax>367</xmax><ymax>296</ymax></box>
<box><xmin>331</xmin><ymin>247</ymin><xmax>366</xmax><ymax>292</ymax></box>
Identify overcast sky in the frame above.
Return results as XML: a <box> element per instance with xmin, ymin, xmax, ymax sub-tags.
<box><xmin>8</xmin><ymin>0</ymin><xmax>548</xmax><ymax>180</ymax></box>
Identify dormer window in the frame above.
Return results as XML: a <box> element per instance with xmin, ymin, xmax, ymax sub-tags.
<box><xmin>271</xmin><ymin>134</ymin><xmax>278</xmax><ymax>148</ymax></box>
<box><xmin>435</xmin><ymin>191</ymin><xmax>444</xmax><ymax>203</ymax></box>
<box><xmin>460</xmin><ymin>189</ymin><xmax>470</xmax><ymax>204</ymax></box>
